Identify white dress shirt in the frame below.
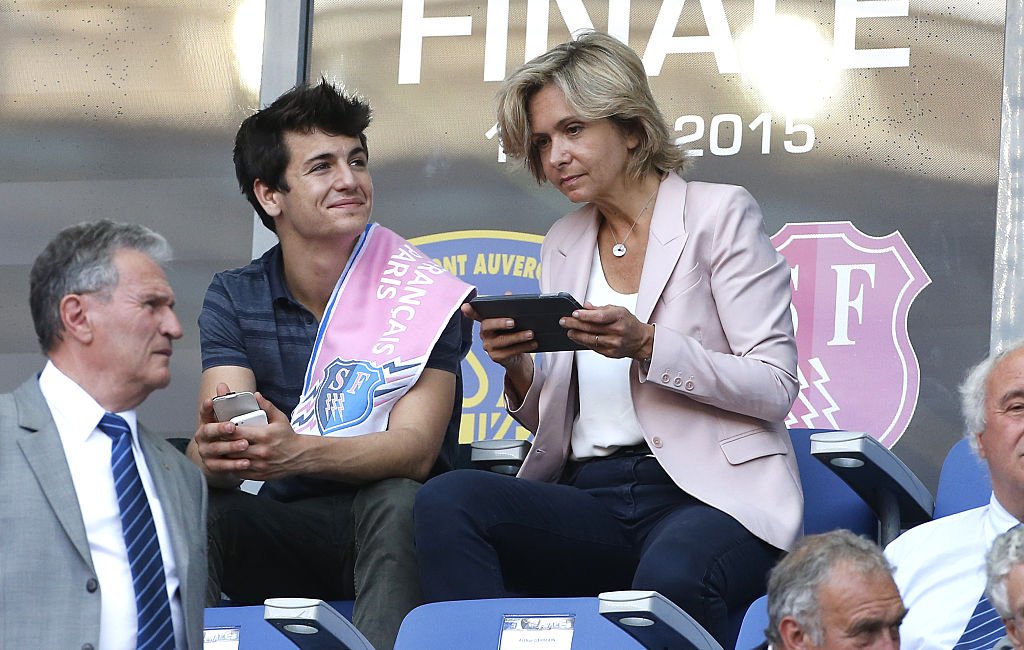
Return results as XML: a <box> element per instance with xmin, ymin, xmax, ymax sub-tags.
<box><xmin>885</xmin><ymin>493</ymin><xmax>1017</xmax><ymax>649</ymax></box>
<box><xmin>40</xmin><ymin>362</ymin><xmax>185</xmax><ymax>650</ymax></box>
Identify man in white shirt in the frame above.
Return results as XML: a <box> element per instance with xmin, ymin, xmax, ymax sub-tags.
<box><xmin>885</xmin><ymin>341</ymin><xmax>1024</xmax><ymax>649</ymax></box>
<box><xmin>765</xmin><ymin>530</ymin><xmax>904</xmax><ymax>649</ymax></box>
<box><xmin>0</xmin><ymin>220</ymin><xmax>207</xmax><ymax>649</ymax></box>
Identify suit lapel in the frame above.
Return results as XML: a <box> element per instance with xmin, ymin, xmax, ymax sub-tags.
<box><xmin>637</xmin><ymin>175</ymin><xmax>690</xmax><ymax>322</ymax></box>
<box><xmin>548</xmin><ymin>208</ymin><xmax>599</xmax><ymax>389</ymax></box>
<box><xmin>139</xmin><ymin>431</ymin><xmax>191</xmax><ymax>593</ymax></box>
<box><xmin>550</xmin><ymin>205</ymin><xmax>599</xmax><ymax>302</ymax></box>
<box><xmin>14</xmin><ymin>379</ymin><xmax>94</xmax><ymax>570</ymax></box>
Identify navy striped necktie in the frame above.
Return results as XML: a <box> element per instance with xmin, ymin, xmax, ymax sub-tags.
<box><xmin>951</xmin><ymin>591</ymin><xmax>1005</xmax><ymax>650</ymax></box>
<box><xmin>98</xmin><ymin>413</ymin><xmax>175</xmax><ymax>650</ymax></box>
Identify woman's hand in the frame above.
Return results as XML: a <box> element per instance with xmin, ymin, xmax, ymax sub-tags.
<box><xmin>461</xmin><ymin>302</ymin><xmax>538</xmax><ymax>366</ymax></box>
<box><xmin>562</xmin><ymin>302</ymin><xmax>654</xmax><ymax>361</ymax></box>
<box><xmin>461</xmin><ymin>302</ymin><xmax>536</xmax><ymax>400</ymax></box>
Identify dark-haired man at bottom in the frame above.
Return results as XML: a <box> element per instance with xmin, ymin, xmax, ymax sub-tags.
<box><xmin>188</xmin><ymin>80</ymin><xmax>470</xmax><ymax>650</ymax></box>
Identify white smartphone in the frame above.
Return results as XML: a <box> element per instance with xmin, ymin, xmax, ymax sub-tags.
<box><xmin>211</xmin><ymin>391</ymin><xmax>268</xmax><ymax>426</ymax></box>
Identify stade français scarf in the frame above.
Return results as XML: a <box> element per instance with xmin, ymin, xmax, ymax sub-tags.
<box><xmin>290</xmin><ymin>223</ymin><xmax>474</xmax><ymax>437</ymax></box>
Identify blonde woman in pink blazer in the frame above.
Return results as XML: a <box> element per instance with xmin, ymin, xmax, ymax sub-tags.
<box><xmin>415</xmin><ymin>31</ymin><xmax>802</xmax><ymax>643</ymax></box>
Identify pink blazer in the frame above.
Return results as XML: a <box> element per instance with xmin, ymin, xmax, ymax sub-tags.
<box><xmin>510</xmin><ymin>174</ymin><xmax>803</xmax><ymax>551</ymax></box>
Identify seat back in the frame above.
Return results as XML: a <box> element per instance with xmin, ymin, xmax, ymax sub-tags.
<box><xmin>203</xmin><ymin>605</ymin><xmax>298</xmax><ymax>650</ymax></box>
<box><xmin>205</xmin><ymin>601</ymin><xmax>362</xmax><ymax>649</ymax></box>
<box><xmin>736</xmin><ymin>435</ymin><xmax>993</xmax><ymax>649</ymax></box>
<box><xmin>215</xmin><ymin>598</ymin><xmax>354</xmax><ymax>621</ymax></box>
<box><xmin>789</xmin><ymin>428</ymin><xmax>877</xmax><ymax>537</ymax></box>
<box><xmin>734</xmin><ymin>594</ymin><xmax>769</xmax><ymax>650</ymax></box>
<box><xmin>394</xmin><ymin>597</ymin><xmax>646</xmax><ymax>649</ymax></box>
<box><xmin>933</xmin><ymin>437</ymin><xmax>991</xmax><ymax>518</ymax></box>
<box><xmin>728</xmin><ymin>430</ymin><xmax>878</xmax><ymax>648</ymax></box>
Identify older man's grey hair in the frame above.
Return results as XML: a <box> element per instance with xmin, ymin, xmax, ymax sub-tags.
<box><xmin>986</xmin><ymin>525</ymin><xmax>1024</xmax><ymax>620</ymax></box>
<box><xmin>959</xmin><ymin>340</ymin><xmax>1024</xmax><ymax>454</ymax></box>
<box><xmin>29</xmin><ymin>220</ymin><xmax>172</xmax><ymax>353</ymax></box>
<box><xmin>766</xmin><ymin>530</ymin><xmax>892</xmax><ymax>646</ymax></box>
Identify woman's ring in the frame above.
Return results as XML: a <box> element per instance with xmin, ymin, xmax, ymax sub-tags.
<box><xmin>594</xmin><ymin>334</ymin><xmax>600</xmax><ymax>345</ymax></box>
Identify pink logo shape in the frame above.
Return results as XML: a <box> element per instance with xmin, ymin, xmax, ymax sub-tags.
<box><xmin>771</xmin><ymin>221</ymin><xmax>931</xmax><ymax>448</ymax></box>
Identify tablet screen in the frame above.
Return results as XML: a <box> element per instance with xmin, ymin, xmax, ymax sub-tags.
<box><xmin>469</xmin><ymin>293</ymin><xmax>585</xmax><ymax>352</ymax></box>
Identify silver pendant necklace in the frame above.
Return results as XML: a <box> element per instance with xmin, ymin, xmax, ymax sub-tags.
<box><xmin>609</xmin><ymin>187</ymin><xmax>659</xmax><ymax>258</ymax></box>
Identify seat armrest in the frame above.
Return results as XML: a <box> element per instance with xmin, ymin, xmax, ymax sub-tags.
<box><xmin>599</xmin><ymin>590</ymin><xmax>723</xmax><ymax>650</ymax></box>
<box><xmin>264</xmin><ymin>598</ymin><xmax>375</xmax><ymax>650</ymax></box>
<box><xmin>809</xmin><ymin>431</ymin><xmax>933</xmax><ymax>545</ymax></box>
<box><xmin>470</xmin><ymin>439</ymin><xmax>531</xmax><ymax>475</ymax></box>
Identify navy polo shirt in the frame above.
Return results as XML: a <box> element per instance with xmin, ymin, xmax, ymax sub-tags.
<box><xmin>199</xmin><ymin>244</ymin><xmax>468</xmax><ymax>499</ymax></box>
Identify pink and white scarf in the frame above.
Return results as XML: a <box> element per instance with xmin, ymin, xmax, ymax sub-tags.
<box><xmin>291</xmin><ymin>223</ymin><xmax>474</xmax><ymax>437</ymax></box>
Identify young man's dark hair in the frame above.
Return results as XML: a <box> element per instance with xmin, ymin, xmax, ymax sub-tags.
<box><xmin>232</xmin><ymin>78</ymin><xmax>372</xmax><ymax>232</ymax></box>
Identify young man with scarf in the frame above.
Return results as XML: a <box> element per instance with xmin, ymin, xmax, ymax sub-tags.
<box><xmin>188</xmin><ymin>80</ymin><xmax>472</xmax><ymax>650</ymax></box>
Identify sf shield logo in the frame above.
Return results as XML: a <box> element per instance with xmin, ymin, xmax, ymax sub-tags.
<box><xmin>314</xmin><ymin>358</ymin><xmax>385</xmax><ymax>435</ymax></box>
<box><xmin>771</xmin><ymin>221</ymin><xmax>930</xmax><ymax>448</ymax></box>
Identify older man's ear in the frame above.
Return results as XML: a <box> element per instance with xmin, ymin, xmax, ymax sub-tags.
<box><xmin>778</xmin><ymin>617</ymin><xmax>814</xmax><ymax>650</ymax></box>
<box><xmin>1007</xmin><ymin>620</ymin><xmax>1024</xmax><ymax>650</ymax></box>
<box><xmin>57</xmin><ymin>294</ymin><xmax>93</xmax><ymax>344</ymax></box>
<box><xmin>974</xmin><ymin>429</ymin><xmax>988</xmax><ymax>459</ymax></box>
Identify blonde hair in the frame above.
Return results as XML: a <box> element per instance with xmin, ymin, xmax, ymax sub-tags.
<box><xmin>496</xmin><ymin>30</ymin><xmax>688</xmax><ymax>184</ymax></box>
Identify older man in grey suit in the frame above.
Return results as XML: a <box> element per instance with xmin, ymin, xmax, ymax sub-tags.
<box><xmin>0</xmin><ymin>220</ymin><xmax>206</xmax><ymax>650</ymax></box>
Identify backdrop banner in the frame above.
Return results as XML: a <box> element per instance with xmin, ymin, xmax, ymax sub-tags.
<box><xmin>313</xmin><ymin>0</ymin><xmax>1004</xmax><ymax>485</ymax></box>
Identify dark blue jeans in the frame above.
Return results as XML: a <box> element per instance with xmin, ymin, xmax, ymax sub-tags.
<box><xmin>414</xmin><ymin>456</ymin><xmax>780</xmax><ymax>642</ymax></box>
<box><xmin>208</xmin><ymin>478</ymin><xmax>422</xmax><ymax>650</ymax></box>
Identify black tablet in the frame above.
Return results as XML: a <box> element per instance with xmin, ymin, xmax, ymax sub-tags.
<box><xmin>469</xmin><ymin>292</ymin><xmax>585</xmax><ymax>352</ymax></box>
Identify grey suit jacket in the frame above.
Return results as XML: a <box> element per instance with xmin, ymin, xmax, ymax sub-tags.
<box><xmin>0</xmin><ymin>377</ymin><xmax>207</xmax><ymax>649</ymax></box>
<box><xmin>513</xmin><ymin>176</ymin><xmax>803</xmax><ymax>551</ymax></box>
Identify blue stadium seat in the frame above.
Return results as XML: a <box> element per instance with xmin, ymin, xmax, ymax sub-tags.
<box><xmin>216</xmin><ymin>598</ymin><xmax>353</xmax><ymax>620</ymax></box>
<box><xmin>735</xmin><ymin>435</ymin><xmax>993</xmax><ymax>648</ymax></box>
<box><xmin>735</xmin><ymin>594</ymin><xmax>769</xmax><ymax>650</ymax></box>
<box><xmin>206</xmin><ymin>600</ymin><xmax>356</xmax><ymax>649</ymax></box>
<box><xmin>728</xmin><ymin>429</ymin><xmax>879</xmax><ymax>648</ymax></box>
<box><xmin>788</xmin><ymin>429</ymin><xmax>877</xmax><ymax>538</ymax></box>
<box><xmin>933</xmin><ymin>437</ymin><xmax>991</xmax><ymax>518</ymax></box>
<box><xmin>394</xmin><ymin>592</ymin><xmax>732</xmax><ymax>649</ymax></box>
<box><xmin>205</xmin><ymin>600</ymin><xmax>365</xmax><ymax>649</ymax></box>
<box><xmin>204</xmin><ymin>605</ymin><xmax>295</xmax><ymax>649</ymax></box>
<box><xmin>394</xmin><ymin>597</ymin><xmax>646</xmax><ymax>649</ymax></box>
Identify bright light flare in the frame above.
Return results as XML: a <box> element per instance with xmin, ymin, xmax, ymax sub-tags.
<box><xmin>233</xmin><ymin>0</ymin><xmax>265</xmax><ymax>95</ymax></box>
<box><xmin>736</xmin><ymin>15</ymin><xmax>840</xmax><ymax>118</ymax></box>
